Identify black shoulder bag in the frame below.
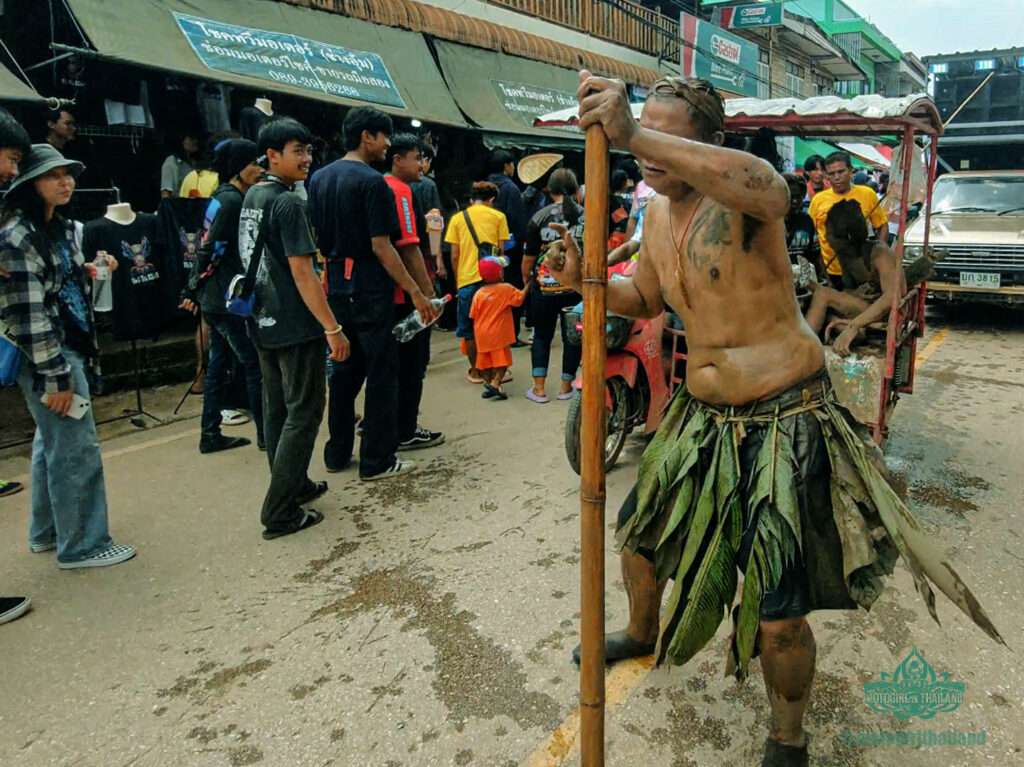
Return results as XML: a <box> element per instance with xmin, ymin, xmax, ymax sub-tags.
<box><xmin>461</xmin><ymin>209</ymin><xmax>495</xmax><ymax>260</ymax></box>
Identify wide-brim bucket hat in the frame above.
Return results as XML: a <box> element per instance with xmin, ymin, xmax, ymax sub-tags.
<box><xmin>7</xmin><ymin>143</ymin><xmax>84</xmax><ymax>193</ymax></box>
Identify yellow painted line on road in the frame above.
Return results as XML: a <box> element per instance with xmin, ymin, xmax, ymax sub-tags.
<box><xmin>523</xmin><ymin>326</ymin><xmax>953</xmax><ymax>765</ymax></box>
<box><xmin>522</xmin><ymin>656</ymin><xmax>655</xmax><ymax>767</ymax></box>
<box><xmin>915</xmin><ymin>327</ymin><xmax>950</xmax><ymax>368</ymax></box>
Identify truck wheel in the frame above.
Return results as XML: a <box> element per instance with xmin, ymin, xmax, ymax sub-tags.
<box><xmin>564</xmin><ymin>378</ymin><xmax>630</xmax><ymax>476</ymax></box>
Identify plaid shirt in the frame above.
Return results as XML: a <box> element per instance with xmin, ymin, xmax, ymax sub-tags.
<box><xmin>0</xmin><ymin>214</ymin><xmax>96</xmax><ymax>394</ymax></box>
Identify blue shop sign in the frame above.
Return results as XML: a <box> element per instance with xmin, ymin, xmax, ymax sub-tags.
<box><xmin>174</xmin><ymin>12</ymin><xmax>406</xmax><ymax>109</ymax></box>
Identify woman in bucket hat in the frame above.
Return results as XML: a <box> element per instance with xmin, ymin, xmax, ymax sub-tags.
<box><xmin>0</xmin><ymin>144</ymin><xmax>136</xmax><ymax>570</ymax></box>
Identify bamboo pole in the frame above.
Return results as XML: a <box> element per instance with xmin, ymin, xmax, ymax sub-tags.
<box><xmin>579</xmin><ymin>123</ymin><xmax>610</xmax><ymax>766</ymax></box>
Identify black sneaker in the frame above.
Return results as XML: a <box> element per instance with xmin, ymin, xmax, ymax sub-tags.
<box><xmin>200</xmin><ymin>434</ymin><xmax>251</xmax><ymax>454</ymax></box>
<box><xmin>0</xmin><ymin>596</ymin><xmax>31</xmax><ymax>625</ymax></box>
<box><xmin>397</xmin><ymin>427</ymin><xmax>445</xmax><ymax>451</ymax></box>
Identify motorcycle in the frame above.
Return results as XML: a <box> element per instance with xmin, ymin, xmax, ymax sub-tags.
<box><xmin>563</xmin><ymin>258</ymin><xmax>811</xmax><ymax>476</ymax></box>
<box><xmin>563</xmin><ymin>300</ymin><xmax>687</xmax><ymax>476</ymax></box>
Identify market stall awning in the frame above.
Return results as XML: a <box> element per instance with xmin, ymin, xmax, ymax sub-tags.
<box><xmin>0</xmin><ymin>60</ymin><xmax>44</xmax><ymax>103</ymax></box>
<box><xmin>433</xmin><ymin>40</ymin><xmax>583</xmax><ymax>147</ymax></box>
<box><xmin>536</xmin><ymin>93</ymin><xmax>943</xmax><ymax>138</ymax></box>
<box><xmin>62</xmin><ymin>0</ymin><xmax>468</xmax><ymax>126</ymax></box>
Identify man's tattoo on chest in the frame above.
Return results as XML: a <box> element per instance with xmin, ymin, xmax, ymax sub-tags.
<box><xmin>686</xmin><ymin>206</ymin><xmax>732</xmax><ymax>273</ymax></box>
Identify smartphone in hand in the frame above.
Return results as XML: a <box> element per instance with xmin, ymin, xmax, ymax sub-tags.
<box><xmin>40</xmin><ymin>392</ymin><xmax>92</xmax><ymax>420</ymax></box>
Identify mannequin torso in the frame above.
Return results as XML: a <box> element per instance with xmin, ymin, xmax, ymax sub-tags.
<box><xmin>104</xmin><ymin>202</ymin><xmax>136</xmax><ymax>226</ymax></box>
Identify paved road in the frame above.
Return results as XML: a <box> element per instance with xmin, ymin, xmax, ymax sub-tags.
<box><xmin>1</xmin><ymin>306</ymin><xmax>1021</xmax><ymax>767</ymax></box>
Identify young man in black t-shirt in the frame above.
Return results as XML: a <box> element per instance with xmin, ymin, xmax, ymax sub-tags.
<box><xmin>241</xmin><ymin>118</ymin><xmax>350</xmax><ymax>540</ymax></box>
<box><xmin>180</xmin><ymin>139</ymin><xmax>265</xmax><ymax>456</ymax></box>
<box><xmin>307</xmin><ymin>108</ymin><xmax>437</xmax><ymax>481</ymax></box>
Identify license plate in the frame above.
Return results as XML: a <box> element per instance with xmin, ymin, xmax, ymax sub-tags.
<box><xmin>959</xmin><ymin>271</ymin><xmax>1001</xmax><ymax>288</ymax></box>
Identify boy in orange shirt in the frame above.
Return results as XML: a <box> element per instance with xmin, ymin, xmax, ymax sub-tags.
<box><xmin>470</xmin><ymin>258</ymin><xmax>530</xmax><ymax>400</ymax></box>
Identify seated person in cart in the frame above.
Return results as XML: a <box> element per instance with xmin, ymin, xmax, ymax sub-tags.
<box><xmin>804</xmin><ymin>200</ymin><xmax>905</xmax><ymax>356</ymax></box>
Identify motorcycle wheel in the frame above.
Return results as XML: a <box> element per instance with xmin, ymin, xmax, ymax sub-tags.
<box><xmin>564</xmin><ymin>378</ymin><xmax>631</xmax><ymax>476</ymax></box>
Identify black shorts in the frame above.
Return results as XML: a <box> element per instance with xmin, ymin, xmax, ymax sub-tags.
<box><xmin>616</xmin><ymin>386</ymin><xmax>843</xmax><ymax>623</ymax></box>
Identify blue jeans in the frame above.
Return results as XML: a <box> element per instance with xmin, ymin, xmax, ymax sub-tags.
<box><xmin>530</xmin><ymin>289</ymin><xmax>582</xmax><ymax>380</ymax></box>
<box><xmin>17</xmin><ymin>350</ymin><xmax>113</xmax><ymax>563</ymax></box>
<box><xmin>456</xmin><ymin>281</ymin><xmax>484</xmax><ymax>339</ymax></box>
<box><xmin>201</xmin><ymin>313</ymin><xmax>263</xmax><ymax>440</ymax></box>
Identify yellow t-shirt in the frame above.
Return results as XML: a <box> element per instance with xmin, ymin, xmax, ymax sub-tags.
<box><xmin>444</xmin><ymin>204</ymin><xmax>509</xmax><ymax>288</ymax></box>
<box><xmin>179</xmin><ymin>169</ymin><xmax>220</xmax><ymax>199</ymax></box>
<box><xmin>809</xmin><ymin>185</ymin><xmax>889</xmax><ymax>276</ymax></box>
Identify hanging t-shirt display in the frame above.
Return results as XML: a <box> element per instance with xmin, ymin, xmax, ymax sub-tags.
<box><xmin>157</xmin><ymin>197</ymin><xmax>209</xmax><ymax>292</ymax></box>
<box><xmin>81</xmin><ymin>214</ymin><xmax>169</xmax><ymax>341</ymax></box>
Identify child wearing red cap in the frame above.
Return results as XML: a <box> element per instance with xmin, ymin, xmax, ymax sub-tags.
<box><xmin>470</xmin><ymin>258</ymin><xmax>531</xmax><ymax>400</ymax></box>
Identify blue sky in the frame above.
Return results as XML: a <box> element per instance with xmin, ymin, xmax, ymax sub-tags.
<box><xmin>842</xmin><ymin>0</ymin><xmax>1024</xmax><ymax>57</ymax></box>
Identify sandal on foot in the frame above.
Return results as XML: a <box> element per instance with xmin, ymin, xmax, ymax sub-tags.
<box><xmin>526</xmin><ymin>388</ymin><xmax>550</xmax><ymax>404</ymax></box>
<box><xmin>262</xmin><ymin>509</ymin><xmax>324</xmax><ymax>540</ymax></box>
<box><xmin>762</xmin><ymin>736</ymin><xmax>810</xmax><ymax>767</ymax></box>
<box><xmin>296</xmin><ymin>480</ymin><xmax>328</xmax><ymax>507</ymax></box>
<box><xmin>466</xmin><ymin>372</ymin><xmax>485</xmax><ymax>384</ymax></box>
<box><xmin>556</xmin><ymin>390</ymin><xmax>575</xmax><ymax>401</ymax></box>
<box><xmin>572</xmin><ymin>630</ymin><xmax>655</xmax><ymax>665</ymax></box>
<box><xmin>0</xmin><ymin>480</ymin><xmax>24</xmax><ymax>497</ymax></box>
<box><xmin>482</xmin><ymin>385</ymin><xmax>498</xmax><ymax>399</ymax></box>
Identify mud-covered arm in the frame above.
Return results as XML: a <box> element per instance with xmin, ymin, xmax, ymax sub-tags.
<box><xmin>848</xmin><ymin>245</ymin><xmax>903</xmax><ymax>331</ymax></box>
<box><xmin>575</xmin><ymin>71</ymin><xmax>789</xmax><ymax>222</ymax></box>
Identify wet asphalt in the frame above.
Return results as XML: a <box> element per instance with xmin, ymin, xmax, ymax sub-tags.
<box><xmin>0</xmin><ymin>304</ymin><xmax>1021</xmax><ymax>767</ymax></box>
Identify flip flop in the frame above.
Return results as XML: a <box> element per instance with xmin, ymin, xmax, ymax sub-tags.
<box><xmin>525</xmin><ymin>388</ymin><xmax>550</xmax><ymax>404</ymax></box>
<box><xmin>0</xmin><ymin>480</ymin><xmax>24</xmax><ymax>498</ymax></box>
<box><xmin>262</xmin><ymin>509</ymin><xmax>324</xmax><ymax>540</ymax></box>
<box><xmin>502</xmin><ymin>371</ymin><xmax>514</xmax><ymax>383</ymax></box>
<box><xmin>296</xmin><ymin>480</ymin><xmax>328</xmax><ymax>507</ymax></box>
<box><xmin>482</xmin><ymin>385</ymin><xmax>498</xmax><ymax>399</ymax></box>
<box><xmin>466</xmin><ymin>372</ymin><xmax>485</xmax><ymax>384</ymax></box>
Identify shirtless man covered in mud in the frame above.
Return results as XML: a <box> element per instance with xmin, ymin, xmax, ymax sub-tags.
<box><xmin>549</xmin><ymin>73</ymin><xmax>1002</xmax><ymax>767</ymax></box>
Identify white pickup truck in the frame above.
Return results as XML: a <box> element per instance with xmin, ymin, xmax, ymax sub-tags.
<box><xmin>903</xmin><ymin>171</ymin><xmax>1024</xmax><ymax>305</ymax></box>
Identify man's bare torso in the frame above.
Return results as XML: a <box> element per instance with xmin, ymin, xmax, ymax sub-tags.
<box><xmin>641</xmin><ymin>193</ymin><xmax>823</xmax><ymax>405</ymax></box>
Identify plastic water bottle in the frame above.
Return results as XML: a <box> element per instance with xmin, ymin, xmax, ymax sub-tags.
<box><xmin>392</xmin><ymin>294</ymin><xmax>451</xmax><ymax>342</ymax></box>
<box><xmin>92</xmin><ymin>251</ymin><xmax>113</xmax><ymax>313</ymax></box>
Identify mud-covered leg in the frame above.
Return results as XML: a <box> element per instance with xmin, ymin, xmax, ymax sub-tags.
<box><xmin>759</xmin><ymin>617</ymin><xmax>814</xmax><ymax>766</ymax></box>
<box><xmin>573</xmin><ymin>548</ymin><xmax>665</xmax><ymax>664</ymax></box>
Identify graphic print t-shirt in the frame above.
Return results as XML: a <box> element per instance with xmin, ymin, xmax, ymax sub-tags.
<box><xmin>157</xmin><ymin>196</ymin><xmax>208</xmax><ymax>292</ymax></box>
<box><xmin>239</xmin><ymin>179</ymin><xmax>323</xmax><ymax>349</ymax></box>
<box><xmin>193</xmin><ymin>184</ymin><xmax>244</xmax><ymax>315</ymax></box>
<box><xmin>307</xmin><ymin>159</ymin><xmax>400</xmax><ymax>298</ymax></box>
<box><xmin>82</xmin><ymin>214</ymin><xmax>168</xmax><ymax>340</ymax></box>
<box><xmin>525</xmin><ymin>199</ymin><xmax>584</xmax><ymax>294</ymax></box>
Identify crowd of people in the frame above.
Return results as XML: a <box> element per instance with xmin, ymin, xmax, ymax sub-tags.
<box><xmin>1</xmin><ymin>70</ymin><xmax>1001</xmax><ymax>767</ymax></box>
<box><xmin>0</xmin><ymin>100</ymin><xmax>635</xmax><ymax>625</ymax></box>
<box><xmin>0</xmin><ymin>98</ymin><xmax>908</xmax><ymax>625</ymax></box>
